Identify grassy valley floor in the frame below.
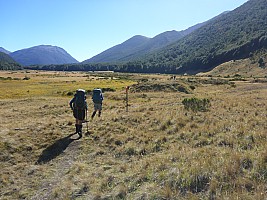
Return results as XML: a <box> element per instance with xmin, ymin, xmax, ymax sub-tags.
<box><xmin>0</xmin><ymin>70</ymin><xmax>266</xmax><ymax>199</ymax></box>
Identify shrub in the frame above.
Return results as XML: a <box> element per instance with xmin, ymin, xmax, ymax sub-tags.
<box><xmin>23</xmin><ymin>76</ymin><xmax>30</xmax><ymax>80</ymax></box>
<box><xmin>101</xmin><ymin>87</ymin><xmax>116</xmax><ymax>92</ymax></box>
<box><xmin>189</xmin><ymin>85</ymin><xmax>196</xmax><ymax>90</ymax></box>
<box><xmin>182</xmin><ymin>97</ymin><xmax>211</xmax><ymax>112</ymax></box>
<box><xmin>66</xmin><ymin>91</ymin><xmax>74</xmax><ymax>96</ymax></box>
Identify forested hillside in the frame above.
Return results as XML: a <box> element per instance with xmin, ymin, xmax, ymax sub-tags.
<box><xmin>137</xmin><ymin>0</ymin><xmax>267</xmax><ymax>74</ymax></box>
<box><xmin>0</xmin><ymin>52</ymin><xmax>21</xmax><ymax>70</ymax></box>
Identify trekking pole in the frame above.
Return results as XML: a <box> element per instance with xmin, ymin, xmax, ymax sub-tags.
<box><xmin>125</xmin><ymin>86</ymin><xmax>130</xmax><ymax>112</ymax></box>
<box><xmin>86</xmin><ymin>109</ymin><xmax>89</xmax><ymax>133</ymax></box>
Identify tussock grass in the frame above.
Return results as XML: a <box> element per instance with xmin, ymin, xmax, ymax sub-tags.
<box><xmin>0</xmin><ymin>70</ymin><xmax>267</xmax><ymax>199</ymax></box>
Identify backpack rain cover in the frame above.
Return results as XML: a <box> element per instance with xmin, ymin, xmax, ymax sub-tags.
<box><xmin>92</xmin><ymin>89</ymin><xmax>103</xmax><ymax>104</ymax></box>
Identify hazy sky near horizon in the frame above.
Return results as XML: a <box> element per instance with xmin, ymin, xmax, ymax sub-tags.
<box><xmin>1</xmin><ymin>0</ymin><xmax>248</xmax><ymax>62</ymax></box>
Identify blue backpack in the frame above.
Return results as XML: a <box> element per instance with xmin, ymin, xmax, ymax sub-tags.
<box><xmin>92</xmin><ymin>89</ymin><xmax>103</xmax><ymax>103</ymax></box>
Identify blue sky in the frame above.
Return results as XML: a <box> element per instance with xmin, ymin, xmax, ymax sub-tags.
<box><xmin>1</xmin><ymin>0</ymin><xmax>248</xmax><ymax>62</ymax></box>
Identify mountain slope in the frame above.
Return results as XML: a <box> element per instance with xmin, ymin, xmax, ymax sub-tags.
<box><xmin>198</xmin><ymin>50</ymin><xmax>267</xmax><ymax>77</ymax></box>
<box><xmin>83</xmin><ymin>12</ymin><xmax>228</xmax><ymax>64</ymax></box>
<box><xmin>84</xmin><ymin>35</ymin><xmax>150</xmax><ymax>63</ymax></box>
<box><xmin>127</xmin><ymin>30</ymin><xmax>185</xmax><ymax>59</ymax></box>
<box><xmin>139</xmin><ymin>0</ymin><xmax>267</xmax><ymax>74</ymax></box>
<box><xmin>0</xmin><ymin>52</ymin><xmax>21</xmax><ymax>70</ymax></box>
<box><xmin>83</xmin><ymin>30</ymin><xmax>185</xmax><ymax>63</ymax></box>
<box><xmin>10</xmin><ymin>45</ymin><xmax>78</xmax><ymax>66</ymax></box>
<box><xmin>0</xmin><ymin>47</ymin><xmax>11</xmax><ymax>54</ymax></box>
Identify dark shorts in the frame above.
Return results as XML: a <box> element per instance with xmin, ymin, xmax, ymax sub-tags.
<box><xmin>73</xmin><ymin>109</ymin><xmax>86</xmax><ymax>120</ymax></box>
<box><xmin>94</xmin><ymin>103</ymin><xmax>102</xmax><ymax>111</ymax></box>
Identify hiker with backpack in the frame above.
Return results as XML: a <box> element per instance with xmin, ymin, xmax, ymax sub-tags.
<box><xmin>69</xmin><ymin>89</ymin><xmax>88</xmax><ymax>137</ymax></box>
<box><xmin>91</xmin><ymin>88</ymin><xmax>104</xmax><ymax>119</ymax></box>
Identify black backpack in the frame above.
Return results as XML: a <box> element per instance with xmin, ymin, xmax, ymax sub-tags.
<box><xmin>74</xmin><ymin>89</ymin><xmax>86</xmax><ymax>109</ymax></box>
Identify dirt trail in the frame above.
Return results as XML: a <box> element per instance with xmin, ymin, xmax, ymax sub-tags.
<box><xmin>31</xmin><ymin>134</ymin><xmax>82</xmax><ymax>200</ymax></box>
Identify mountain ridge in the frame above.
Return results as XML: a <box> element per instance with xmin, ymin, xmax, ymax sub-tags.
<box><xmin>10</xmin><ymin>45</ymin><xmax>78</xmax><ymax>66</ymax></box>
<box><xmin>84</xmin><ymin>35</ymin><xmax>150</xmax><ymax>63</ymax></box>
<box><xmin>0</xmin><ymin>47</ymin><xmax>11</xmax><ymax>54</ymax></box>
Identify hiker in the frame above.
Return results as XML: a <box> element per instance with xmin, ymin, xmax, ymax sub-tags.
<box><xmin>69</xmin><ymin>89</ymin><xmax>88</xmax><ymax>137</ymax></box>
<box><xmin>91</xmin><ymin>88</ymin><xmax>104</xmax><ymax>119</ymax></box>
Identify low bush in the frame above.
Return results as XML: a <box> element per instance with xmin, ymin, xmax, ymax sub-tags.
<box><xmin>182</xmin><ymin>97</ymin><xmax>211</xmax><ymax>112</ymax></box>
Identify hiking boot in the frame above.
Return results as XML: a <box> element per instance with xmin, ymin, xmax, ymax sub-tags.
<box><xmin>77</xmin><ymin>125</ymin><xmax>82</xmax><ymax>137</ymax></box>
<box><xmin>78</xmin><ymin>131</ymin><xmax>82</xmax><ymax>137</ymax></box>
<box><xmin>75</xmin><ymin>124</ymin><xmax>79</xmax><ymax>134</ymax></box>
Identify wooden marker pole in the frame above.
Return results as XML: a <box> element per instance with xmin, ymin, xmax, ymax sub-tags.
<box><xmin>126</xmin><ymin>86</ymin><xmax>130</xmax><ymax>112</ymax></box>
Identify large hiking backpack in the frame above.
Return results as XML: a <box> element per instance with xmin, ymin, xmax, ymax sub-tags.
<box><xmin>92</xmin><ymin>89</ymin><xmax>103</xmax><ymax>104</ymax></box>
<box><xmin>74</xmin><ymin>89</ymin><xmax>86</xmax><ymax>109</ymax></box>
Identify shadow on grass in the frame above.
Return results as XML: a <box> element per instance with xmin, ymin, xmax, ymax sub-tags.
<box><xmin>36</xmin><ymin>133</ymin><xmax>81</xmax><ymax>164</ymax></box>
